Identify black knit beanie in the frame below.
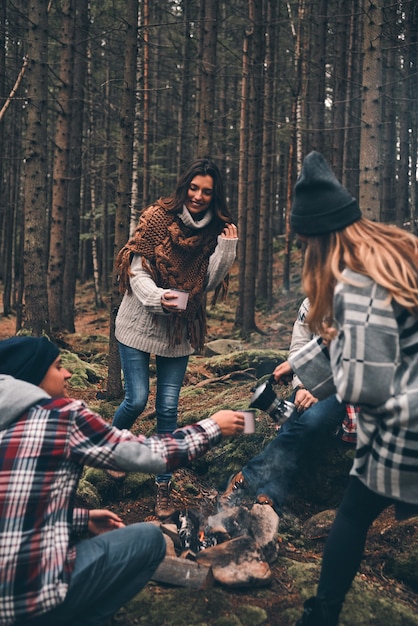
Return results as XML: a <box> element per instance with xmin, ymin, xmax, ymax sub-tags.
<box><xmin>291</xmin><ymin>151</ymin><xmax>362</xmax><ymax>236</ymax></box>
<box><xmin>0</xmin><ymin>336</ymin><xmax>60</xmax><ymax>385</ymax></box>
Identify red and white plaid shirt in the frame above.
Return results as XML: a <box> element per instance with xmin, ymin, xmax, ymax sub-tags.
<box><xmin>340</xmin><ymin>404</ymin><xmax>358</xmax><ymax>443</ymax></box>
<box><xmin>0</xmin><ymin>396</ymin><xmax>220</xmax><ymax>625</ymax></box>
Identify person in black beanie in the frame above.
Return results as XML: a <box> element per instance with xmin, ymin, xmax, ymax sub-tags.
<box><xmin>0</xmin><ymin>336</ymin><xmax>60</xmax><ymax>385</ymax></box>
<box><xmin>291</xmin><ymin>150</ymin><xmax>361</xmax><ymax>236</ymax></box>
<box><xmin>0</xmin><ymin>336</ymin><xmax>245</xmax><ymax>626</ymax></box>
<box><xmin>289</xmin><ymin>152</ymin><xmax>418</xmax><ymax>625</ymax></box>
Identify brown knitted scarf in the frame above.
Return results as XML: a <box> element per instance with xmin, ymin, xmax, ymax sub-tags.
<box><xmin>116</xmin><ymin>203</ymin><xmax>228</xmax><ymax>350</ymax></box>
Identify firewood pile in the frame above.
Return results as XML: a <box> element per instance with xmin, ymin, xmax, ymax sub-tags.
<box><xmin>150</xmin><ymin>503</ymin><xmax>280</xmax><ymax>589</ymax></box>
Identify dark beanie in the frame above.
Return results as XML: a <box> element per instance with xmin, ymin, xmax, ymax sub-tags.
<box><xmin>291</xmin><ymin>151</ymin><xmax>362</xmax><ymax>236</ymax></box>
<box><xmin>0</xmin><ymin>336</ymin><xmax>60</xmax><ymax>385</ymax></box>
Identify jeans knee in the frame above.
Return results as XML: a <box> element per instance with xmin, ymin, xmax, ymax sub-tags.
<box><xmin>125</xmin><ymin>396</ymin><xmax>147</xmax><ymax>416</ymax></box>
<box><xmin>134</xmin><ymin>523</ymin><xmax>166</xmax><ymax>564</ymax></box>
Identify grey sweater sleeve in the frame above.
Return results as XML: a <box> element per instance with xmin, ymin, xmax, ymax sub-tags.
<box><xmin>205</xmin><ymin>236</ymin><xmax>237</xmax><ymax>291</ymax></box>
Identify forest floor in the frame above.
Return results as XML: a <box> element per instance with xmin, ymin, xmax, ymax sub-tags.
<box><xmin>1</xmin><ymin>248</ymin><xmax>418</xmax><ymax>625</ymax></box>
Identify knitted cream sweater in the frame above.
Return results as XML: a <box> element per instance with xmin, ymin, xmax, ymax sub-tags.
<box><xmin>115</xmin><ymin>206</ymin><xmax>237</xmax><ymax>357</ymax></box>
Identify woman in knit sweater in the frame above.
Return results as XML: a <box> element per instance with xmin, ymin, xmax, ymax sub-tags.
<box><xmin>112</xmin><ymin>157</ymin><xmax>238</xmax><ymax>517</ymax></box>
<box><xmin>289</xmin><ymin>152</ymin><xmax>418</xmax><ymax>626</ymax></box>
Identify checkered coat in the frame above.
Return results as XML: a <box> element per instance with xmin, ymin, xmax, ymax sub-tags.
<box><xmin>289</xmin><ymin>269</ymin><xmax>418</xmax><ymax>505</ymax></box>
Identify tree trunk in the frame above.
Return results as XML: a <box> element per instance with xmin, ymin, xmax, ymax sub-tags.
<box><xmin>236</xmin><ymin>15</ymin><xmax>250</xmax><ymax>329</ymax></box>
<box><xmin>330</xmin><ymin>0</ymin><xmax>350</xmax><ymax>179</ymax></box>
<box><xmin>241</xmin><ymin>0</ymin><xmax>263</xmax><ymax>337</ymax></box>
<box><xmin>48</xmin><ymin>0</ymin><xmax>75</xmax><ymax>331</ymax></box>
<box><xmin>342</xmin><ymin>0</ymin><xmax>363</xmax><ymax>197</ymax></box>
<box><xmin>142</xmin><ymin>0</ymin><xmax>150</xmax><ymax>208</ymax></box>
<box><xmin>177</xmin><ymin>0</ymin><xmax>195</xmax><ymax>172</ymax></box>
<box><xmin>257</xmin><ymin>0</ymin><xmax>277</xmax><ymax>304</ymax></box>
<box><xmin>196</xmin><ymin>0</ymin><xmax>218</xmax><ymax>155</ymax></box>
<box><xmin>359</xmin><ymin>0</ymin><xmax>383</xmax><ymax>220</ymax></box>
<box><xmin>306</xmin><ymin>0</ymin><xmax>327</xmax><ymax>153</ymax></box>
<box><xmin>62</xmin><ymin>0</ymin><xmax>89</xmax><ymax>331</ymax></box>
<box><xmin>107</xmin><ymin>0</ymin><xmax>139</xmax><ymax>400</ymax></box>
<box><xmin>22</xmin><ymin>0</ymin><xmax>50</xmax><ymax>335</ymax></box>
<box><xmin>380</xmin><ymin>5</ymin><xmax>397</xmax><ymax>225</ymax></box>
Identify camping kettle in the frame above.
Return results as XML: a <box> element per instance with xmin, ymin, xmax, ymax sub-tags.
<box><xmin>249</xmin><ymin>375</ymin><xmax>296</xmax><ymax>425</ymax></box>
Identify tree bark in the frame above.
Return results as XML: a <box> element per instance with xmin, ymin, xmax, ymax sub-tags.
<box><xmin>359</xmin><ymin>0</ymin><xmax>383</xmax><ymax>220</ymax></box>
<box><xmin>62</xmin><ymin>0</ymin><xmax>89</xmax><ymax>331</ymax></box>
<box><xmin>241</xmin><ymin>0</ymin><xmax>263</xmax><ymax>337</ymax></box>
<box><xmin>257</xmin><ymin>0</ymin><xmax>277</xmax><ymax>304</ymax></box>
<box><xmin>48</xmin><ymin>0</ymin><xmax>75</xmax><ymax>331</ymax></box>
<box><xmin>196</xmin><ymin>0</ymin><xmax>218</xmax><ymax>155</ymax></box>
<box><xmin>107</xmin><ymin>0</ymin><xmax>139</xmax><ymax>400</ymax></box>
<box><xmin>22</xmin><ymin>0</ymin><xmax>50</xmax><ymax>335</ymax></box>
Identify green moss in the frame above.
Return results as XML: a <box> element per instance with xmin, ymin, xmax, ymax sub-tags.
<box><xmin>236</xmin><ymin>604</ymin><xmax>268</xmax><ymax>625</ymax></box>
<box><xmin>83</xmin><ymin>467</ymin><xmax>154</xmax><ymax>501</ymax></box>
<box><xmin>119</xmin><ymin>586</ymin><xmax>234</xmax><ymax>625</ymax></box>
<box><xmin>61</xmin><ymin>350</ymin><xmax>105</xmax><ymax>389</ymax></box>
<box><xmin>76</xmin><ymin>478</ymin><xmax>101</xmax><ymax>508</ymax></box>
<box><xmin>386</xmin><ymin>547</ymin><xmax>418</xmax><ymax>592</ymax></box>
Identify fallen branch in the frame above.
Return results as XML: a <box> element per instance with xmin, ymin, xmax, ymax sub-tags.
<box><xmin>194</xmin><ymin>368</ymin><xmax>256</xmax><ymax>388</ymax></box>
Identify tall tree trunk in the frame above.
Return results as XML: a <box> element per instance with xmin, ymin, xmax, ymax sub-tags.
<box><xmin>48</xmin><ymin>0</ymin><xmax>75</xmax><ymax>331</ymax></box>
<box><xmin>107</xmin><ymin>0</ymin><xmax>139</xmax><ymax>400</ymax></box>
<box><xmin>177</xmin><ymin>0</ymin><xmax>195</xmax><ymax>172</ymax></box>
<box><xmin>397</xmin><ymin>2</ymin><xmax>413</xmax><ymax>226</ymax></box>
<box><xmin>257</xmin><ymin>0</ymin><xmax>277</xmax><ymax>304</ymax></box>
<box><xmin>283</xmin><ymin>0</ymin><xmax>304</xmax><ymax>292</ymax></box>
<box><xmin>62</xmin><ymin>0</ymin><xmax>89</xmax><ymax>331</ymax></box>
<box><xmin>380</xmin><ymin>4</ymin><xmax>397</xmax><ymax>225</ymax></box>
<box><xmin>236</xmin><ymin>16</ymin><xmax>251</xmax><ymax>329</ymax></box>
<box><xmin>331</xmin><ymin>0</ymin><xmax>350</xmax><ymax>179</ymax></box>
<box><xmin>142</xmin><ymin>0</ymin><xmax>150</xmax><ymax>207</ymax></box>
<box><xmin>196</xmin><ymin>0</ymin><xmax>218</xmax><ymax>155</ymax></box>
<box><xmin>343</xmin><ymin>0</ymin><xmax>363</xmax><ymax>196</ymax></box>
<box><xmin>22</xmin><ymin>0</ymin><xmax>50</xmax><ymax>335</ymax></box>
<box><xmin>306</xmin><ymin>0</ymin><xmax>327</xmax><ymax>153</ymax></box>
<box><xmin>241</xmin><ymin>0</ymin><xmax>263</xmax><ymax>337</ymax></box>
<box><xmin>359</xmin><ymin>0</ymin><xmax>383</xmax><ymax>220</ymax></box>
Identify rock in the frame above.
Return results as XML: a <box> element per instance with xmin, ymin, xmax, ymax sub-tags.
<box><xmin>196</xmin><ymin>536</ymin><xmax>272</xmax><ymax>587</ymax></box>
<box><xmin>204</xmin><ymin>339</ymin><xmax>243</xmax><ymax>356</ymax></box>
<box><xmin>249</xmin><ymin>503</ymin><xmax>280</xmax><ymax>562</ymax></box>
<box><xmin>302</xmin><ymin>509</ymin><xmax>336</xmax><ymax>539</ymax></box>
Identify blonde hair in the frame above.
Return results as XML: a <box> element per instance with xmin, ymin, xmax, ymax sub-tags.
<box><xmin>302</xmin><ymin>218</ymin><xmax>418</xmax><ymax>334</ymax></box>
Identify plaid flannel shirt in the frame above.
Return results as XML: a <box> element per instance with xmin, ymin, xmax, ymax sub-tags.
<box><xmin>0</xmin><ymin>396</ymin><xmax>220</xmax><ymax>624</ymax></box>
<box><xmin>289</xmin><ymin>269</ymin><xmax>418</xmax><ymax>505</ymax></box>
<box><xmin>290</xmin><ymin>297</ymin><xmax>357</xmax><ymax>442</ymax></box>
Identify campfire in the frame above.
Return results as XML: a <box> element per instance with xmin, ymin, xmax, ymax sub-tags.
<box><xmin>150</xmin><ymin>502</ymin><xmax>280</xmax><ymax>589</ymax></box>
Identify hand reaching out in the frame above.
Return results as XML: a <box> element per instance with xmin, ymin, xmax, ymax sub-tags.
<box><xmin>272</xmin><ymin>360</ymin><xmax>293</xmax><ymax>384</ymax></box>
<box><xmin>210</xmin><ymin>409</ymin><xmax>245</xmax><ymax>437</ymax></box>
<box><xmin>88</xmin><ymin>509</ymin><xmax>125</xmax><ymax>535</ymax></box>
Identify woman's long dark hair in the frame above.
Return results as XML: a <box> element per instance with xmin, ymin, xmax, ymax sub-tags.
<box><xmin>159</xmin><ymin>157</ymin><xmax>232</xmax><ymax>222</ymax></box>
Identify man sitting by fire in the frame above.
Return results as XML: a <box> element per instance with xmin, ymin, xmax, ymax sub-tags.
<box><xmin>221</xmin><ymin>298</ymin><xmax>357</xmax><ymax>514</ymax></box>
<box><xmin>0</xmin><ymin>336</ymin><xmax>245</xmax><ymax>626</ymax></box>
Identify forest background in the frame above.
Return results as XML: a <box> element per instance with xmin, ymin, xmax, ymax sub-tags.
<box><xmin>0</xmin><ymin>0</ymin><xmax>417</xmax><ymax>395</ymax></box>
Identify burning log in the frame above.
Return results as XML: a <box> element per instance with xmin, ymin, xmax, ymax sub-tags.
<box><xmin>151</xmin><ymin>556</ymin><xmax>214</xmax><ymax>590</ymax></box>
<box><xmin>150</xmin><ymin>504</ymin><xmax>280</xmax><ymax>589</ymax></box>
<box><xmin>196</xmin><ymin>536</ymin><xmax>272</xmax><ymax>587</ymax></box>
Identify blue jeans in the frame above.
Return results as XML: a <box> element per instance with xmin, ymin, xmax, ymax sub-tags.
<box><xmin>25</xmin><ymin>523</ymin><xmax>166</xmax><ymax>626</ymax></box>
<box><xmin>242</xmin><ymin>394</ymin><xmax>347</xmax><ymax>513</ymax></box>
<box><xmin>112</xmin><ymin>342</ymin><xmax>189</xmax><ymax>482</ymax></box>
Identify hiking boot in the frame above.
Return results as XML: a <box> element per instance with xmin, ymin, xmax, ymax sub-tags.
<box><xmin>155</xmin><ymin>481</ymin><xmax>175</xmax><ymax>518</ymax></box>
<box><xmin>219</xmin><ymin>471</ymin><xmax>247</xmax><ymax>506</ymax></box>
<box><xmin>255</xmin><ymin>493</ymin><xmax>274</xmax><ymax>507</ymax></box>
